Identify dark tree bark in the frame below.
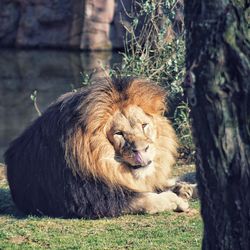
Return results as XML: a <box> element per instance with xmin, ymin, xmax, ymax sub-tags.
<box><xmin>184</xmin><ymin>0</ymin><xmax>250</xmax><ymax>249</ymax></box>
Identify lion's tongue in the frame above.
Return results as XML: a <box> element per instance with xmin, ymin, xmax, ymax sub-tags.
<box><xmin>135</xmin><ymin>152</ymin><xmax>143</xmax><ymax>165</ymax></box>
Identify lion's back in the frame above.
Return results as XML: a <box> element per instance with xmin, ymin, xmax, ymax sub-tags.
<box><xmin>5</xmin><ymin>100</ymin><xmax>69</xmax><ymax>216</ymax></box>
<box><xmin>4</xmin><ymin>89</ymin><xmax>136</xmax><ymax>218</ymax></box>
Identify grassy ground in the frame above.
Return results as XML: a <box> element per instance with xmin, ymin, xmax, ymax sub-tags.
<box><xmin>0</xmin><ymin>165</ymin><xmax>202</xmax><ymax>250</ymax></box>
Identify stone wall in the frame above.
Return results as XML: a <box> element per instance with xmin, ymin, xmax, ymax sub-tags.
<box><xmin>0</xmin><ymin>0</ymin><xmax>132</xmax><ymax>50</ymax></box>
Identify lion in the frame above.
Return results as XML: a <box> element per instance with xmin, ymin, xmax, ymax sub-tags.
<box><xmin>4</xmin><ymin>77</ymin><xmax>193</xmax><ymax>218</ymax></box>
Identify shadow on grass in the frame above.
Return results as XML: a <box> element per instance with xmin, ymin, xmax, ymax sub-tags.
<box><xmin>0</xmin><ymin>188</ymin><xmax>26</xmax><ymax>218</ymax></box>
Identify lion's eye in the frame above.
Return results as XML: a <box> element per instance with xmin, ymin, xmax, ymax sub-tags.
<box><xmin>142</xmin><ymin>123</ymin><xmax>148</xmax><ymax>129</ymax></box>
<box><xmin>114</xmin><ymin>131</ymin><xmax>123</xmax><ymax>136</ymax></box>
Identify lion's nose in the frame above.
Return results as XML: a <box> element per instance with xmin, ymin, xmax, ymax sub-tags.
<box><xmin>132</xmin><ymin>148</ymin><xmax>138</xmax><ymax>153</ymax></box>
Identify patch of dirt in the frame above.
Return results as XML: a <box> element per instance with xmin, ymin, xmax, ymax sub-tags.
<box><xmin>0</xmin><ymin>164</ymin><xmax>6</xmax><ymax>182</ymax></box>
<box><xmin>9</xmin><ymin>236</ymin><xmax>28</xmax><ymax>244</ymax></box>
<box><xmin>185</xmin><ymin>208</ymin><xmax>199</xmax><ymax>217</ymax></box>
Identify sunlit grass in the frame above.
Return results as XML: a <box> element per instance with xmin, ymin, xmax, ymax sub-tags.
<box><xmin>0</xmin><ymin>165</ymin><xmax>202</xmax><ymax>250</ymax></box>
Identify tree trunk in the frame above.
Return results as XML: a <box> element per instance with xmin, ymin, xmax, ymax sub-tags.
<box><xmin>184</xmin><ymin>1</ymin><xmax>250</xmax><ymax>249</ymax></box>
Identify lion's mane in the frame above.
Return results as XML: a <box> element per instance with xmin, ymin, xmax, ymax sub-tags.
<box><xmin>5</xmin><ymin>77</ymin><xmax>177</xmax><ymax>218</ymax></box>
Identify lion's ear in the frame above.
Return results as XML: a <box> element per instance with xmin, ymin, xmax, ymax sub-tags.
<box><xmin>127</xmin><ymin>79</ymin><xmax>167</xmax><ymax>116</ymax></box>
<box><xmin>150</xmin><ymin>93</ymin><xmax>167</xmax><ymax>116</ymax></box>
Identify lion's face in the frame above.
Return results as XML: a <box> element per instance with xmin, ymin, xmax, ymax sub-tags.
<box><xmin>66</xmin><ymin>78</ymin><xmax>176</xmax><ymax>191</ymax></box>
<box><xmin>107</xmin><ymin>105</ymin><xmax>157</xmax><ymax>172</ymax></box>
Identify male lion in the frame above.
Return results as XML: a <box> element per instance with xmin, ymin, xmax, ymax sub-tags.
<box><xmin>5</xmin><ymin>77</ymin><xmax>192</xmax><ymax>218</ymax></box>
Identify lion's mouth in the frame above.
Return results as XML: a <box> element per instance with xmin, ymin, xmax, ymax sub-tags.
<box><xmin>131</xmin><ymin>160</ymin><xmax>152</xmax><ymax>169</ymax></box>
<box><xmin>115</xmin><ymin>153</ymin><xmax>153</xmax><ymax>169</ymax></box>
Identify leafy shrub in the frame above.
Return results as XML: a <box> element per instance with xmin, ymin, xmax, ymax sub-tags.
<box><xmin>116</xmin><ymin>0</ymin><xmax>194</xmax><ymax>161</ymax></box>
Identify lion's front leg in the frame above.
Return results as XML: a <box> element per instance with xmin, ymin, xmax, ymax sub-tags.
<box><xmin>128</xmin><ymin>191</ymin><xmax>189</xmax><ymax>214</ymax></box>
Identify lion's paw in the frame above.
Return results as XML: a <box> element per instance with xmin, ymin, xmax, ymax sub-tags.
<box><xmin>174</xmin><ymin>197</ymin><xmax>189</xmax><ymax>212</ymax></box>
<box><xmin>172</xmin><ymin>182</ymin><xmax>197</xmax><ymax>200</ymax></box>
<box><xmin>161</xmin><ymin>191</ymin><xmax>189</xmax><ymax>212</ymax></box>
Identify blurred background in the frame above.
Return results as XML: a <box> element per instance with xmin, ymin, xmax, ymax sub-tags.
<box><xmin>0</xmin><ymin>0</ymin><xmax>191</xmax><ymax>162</ymax></box>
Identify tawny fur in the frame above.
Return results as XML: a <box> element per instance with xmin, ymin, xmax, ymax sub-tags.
<box><xmin>5</xmin><ymin>76</ymin><xmax>192</xmax><ymax>218</ymax></box>
<box><xmin>65</xmin><ymin>78</ymin><xmax>177</xmax><ymax>192</ymax></box>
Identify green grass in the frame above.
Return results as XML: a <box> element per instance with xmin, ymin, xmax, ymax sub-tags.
<box><xmin>0</xmin><ymin>166</ymin><xmax>202</xmax><ymax>250</ymax></box>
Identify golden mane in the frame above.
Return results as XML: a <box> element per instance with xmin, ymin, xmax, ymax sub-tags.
<box><xmin>65</xmin><ymin>77</ymin><xmax>177</xmax><ymax>192</ymax></box>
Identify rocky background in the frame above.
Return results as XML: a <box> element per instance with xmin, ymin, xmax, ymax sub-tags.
<box><xmin>0</xmin><ymin>49</ymin><xmax>122</xmax><ymax>161</ymax></box>
<box><xmin>0</xmin><ymin>0</ymin><xmax>134</xmax><ymax>50</ymax></box>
